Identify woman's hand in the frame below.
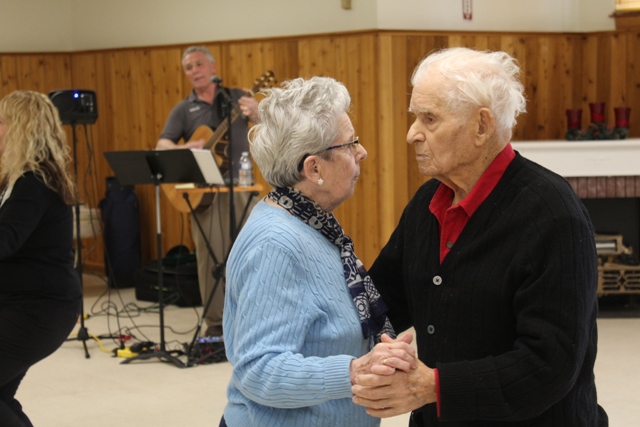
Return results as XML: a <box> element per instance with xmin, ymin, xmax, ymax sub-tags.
<box><xmin>349</xmin><ymin>333</ymin><xmax>417</xmax><ymax>385</ymax></box>
<box><xmin>352</xmin><ymin>358</ymin><xmax>437</xmax><ymax>418</ymax></box>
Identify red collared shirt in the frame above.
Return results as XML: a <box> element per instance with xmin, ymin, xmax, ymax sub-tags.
<box><xmin>429</xmin><ymin>144</ymin><xmax>516</xmax><ymax>263</ymax></box>
<box><xmin>428</xmin><ymin>143</ymin><xmax>515</xmax><ymax>416</ymax></box>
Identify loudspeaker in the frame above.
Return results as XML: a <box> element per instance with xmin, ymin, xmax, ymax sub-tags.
<box><xmin>48</xmin><ymin>89</ymin><xmax>98</xmax><ymax>125</ymax></box>
<box><xmin>134</xmin><ymin>261</ymin><xmax>202</xmax><ymax>307</ymax></box>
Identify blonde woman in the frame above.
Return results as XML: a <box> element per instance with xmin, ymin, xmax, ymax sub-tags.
<box><xmin>0</xmin><ymin>91</ymin><xmax>81</xmax><ymax>426</ymax></box>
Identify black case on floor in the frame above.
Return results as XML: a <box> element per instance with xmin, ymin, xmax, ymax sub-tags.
<box><xmin>100</xmin><ymin>176</ymin><xmax>141</xmax><ymax>288</ymax></box>
<box><xmin>134</xmin><ymin>260</ymin><xmax>201</xmax><ymax>308</ymax></box>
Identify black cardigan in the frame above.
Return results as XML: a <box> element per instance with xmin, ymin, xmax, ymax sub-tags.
<box><xmin>370</xmin><ymin>153</ymin><xmax>608</xmax><ymax>426</ymax></box>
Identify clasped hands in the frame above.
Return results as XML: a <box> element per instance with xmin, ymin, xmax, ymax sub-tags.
<box><xmin>349</xmin><ymin>333</ymin><xmax>437</xmax><ymax>418</ymax></box>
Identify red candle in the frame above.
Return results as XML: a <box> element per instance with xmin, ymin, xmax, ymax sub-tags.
<box><xmin>614</xmin><ymin>107</ymin><xmax>630</xmax><ymax>128</ymax></box>
<box><xmin>566</xmin><ymin>109</ymin><xmax>582</xmax><ymax>130</ymax></box>
<box><xmin>589</xmin><ymin>102</ymin><xmax>605</xmax><ymax>123</ymax></box>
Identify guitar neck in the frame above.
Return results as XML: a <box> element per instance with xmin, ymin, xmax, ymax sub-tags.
<box><xmin>202</xmin><ymin>70</ymin><xmax>275</xmax><ymax>151</ymax></box>
<box><xmin>203</xmin><ymin>105</ymin><xmax>242</xmax><ymax>150</ymax></box>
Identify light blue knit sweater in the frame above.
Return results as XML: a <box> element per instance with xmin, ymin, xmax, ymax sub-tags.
<box><xmin>223</xmin><ymin>200</ymin><xmax>379</xmax><ymax>427</ymax></box>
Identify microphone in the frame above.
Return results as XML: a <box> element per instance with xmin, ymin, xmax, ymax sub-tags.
<box><xmin>210</xmin><ymin>75</ymin><xmax>223</xmax><ymax>84</ymax></box>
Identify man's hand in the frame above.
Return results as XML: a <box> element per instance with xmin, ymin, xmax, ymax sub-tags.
<box><xmin>352</xmin><ymin>358</ymin><xmax>437</xmax><ymax>418</ymax></box>
<box><xmin>349</xmin><ymin>333</ymin><xmax>416</xmax><ymax>385</ymax></box>
<box><xmin>184</xmin><ymin>138</ymin><xmax>205</xmax><ymax>149</ymax></box>
<box><xmin>239</xmin><ymin>91</ymin><xmax>259</xmax><ymax>122</ymax></box>
<box><xmin>155</xmin><ymin>137</ymin><xmax>204</xmax><ymax>150</ymax></box>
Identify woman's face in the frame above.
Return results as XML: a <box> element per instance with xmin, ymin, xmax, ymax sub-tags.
<box><xmin>317</xmin><ymin>113</ymin><xmax>367</xmax><ymax>212</ymax></box>
<box><xmin>0</xmin><ymin>114</ymin><xmax>7</xmax><ymax>154</ymax></box>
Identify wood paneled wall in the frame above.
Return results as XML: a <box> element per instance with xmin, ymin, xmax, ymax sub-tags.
<box><xmin>1</xmin><ymin>29</ymin><xmax>639</xmax><ymax>270</ymax></box>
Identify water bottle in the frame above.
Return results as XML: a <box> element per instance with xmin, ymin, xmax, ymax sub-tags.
<box><xmin>238</xmin><ymin>151</ymin><xmax>254</xmax><ymax>187</ymax></box>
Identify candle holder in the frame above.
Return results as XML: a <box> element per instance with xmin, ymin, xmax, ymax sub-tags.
<box><xmin>565</xmin><ymin>109</ymin><xmax>586</xmax><ymax>140</ymax></box>
<box><xmin>586</xmin><ymin>102</ymin><xmax>612</xmax><ymax>140</ymax></box>
<box><xmin>611</xmin><ymin>107</ymin><xmax>631</xmax><ymax>139</ymax></box>
<box><xmin>589</xmin><ymin>102</ymin><xmax>605</xmax><ymax>123</ymax></box>
<box><xmin>564</xmin><ymin>103</ymin><xmax>630</xmax><ymax>141</ymax></box>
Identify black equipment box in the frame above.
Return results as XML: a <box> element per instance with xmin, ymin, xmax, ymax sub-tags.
<box><xmin>134</xmin><ymin>261</ymin><xmax>201</xmax><ymax>308</ymax></box>
<box><xmin>100</xmin><ymin>176</ymin><xmax>141</xmax><ymax>289</ymax></box>
<box><xmin>48</xmin><ymin>89</ymin><xmax>98</xmax><ymax>125</ymax></box>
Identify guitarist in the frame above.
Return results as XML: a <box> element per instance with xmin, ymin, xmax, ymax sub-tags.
<box><xmin>156</xmin><ymin>46</ymin><xmax>259</xmax><ymax>339</ymax></box>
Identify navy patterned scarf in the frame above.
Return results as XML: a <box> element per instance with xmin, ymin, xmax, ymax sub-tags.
<box><xmin>267</xmin><ymin>186</ymin><xmax>395</xmax><ymax>348</ymax></box>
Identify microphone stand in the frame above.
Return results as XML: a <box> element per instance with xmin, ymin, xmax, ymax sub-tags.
<box><xmin>214</xmin><ymin>80</ymin><xmax>238</xmax><ymax>241</ymax></box>
<box><xmin>70</xmin><ymin>122</ymin><xmax>91</xmax><ymax>358</ymax></box>
<box><xmin>181</xmin><ymin>79</ymin><xmax>240</xmax><ymax>365</ymax></box>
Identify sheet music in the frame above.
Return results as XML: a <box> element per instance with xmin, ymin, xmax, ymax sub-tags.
<box><xmin>190</xmin><ymin>149</ymin><xmax>225</xmax><ymax>185</ymax></box>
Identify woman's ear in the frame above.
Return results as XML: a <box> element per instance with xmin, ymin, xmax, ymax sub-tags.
<box><xmin>301</xmin><ymin>155</ymin><xmax>322</xmax><ymax>181</ymax></box>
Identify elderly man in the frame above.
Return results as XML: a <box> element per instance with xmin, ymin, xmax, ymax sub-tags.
<box><xmin>353</xmin><ymin>47</ymin><xmax>608</xmax><ymax>426</ymax></box>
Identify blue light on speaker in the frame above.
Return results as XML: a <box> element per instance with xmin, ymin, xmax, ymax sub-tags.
<box><xmin>48</xmin><ymin>89</ymin><xmax>97</xmax><ymax>125</ymax></box>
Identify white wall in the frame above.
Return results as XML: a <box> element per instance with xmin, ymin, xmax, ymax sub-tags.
<box><xmin>0</xmin><ymin>0</ymin><xmax>617</xmax><ymax>53</ymax></box>
<box><xmin>377</xmin><ymin>0</ymin><xmax>616</xmax><ymax>33</ymax></box>
<box><xmin>68</xmin><ymin>0</ymin><xmax>377</xmax><ymax>51</ymax></box>
<box><xmin>0</xmin><ymin>0</ymin><xmax>74</xmax><ymax>52</ymax></box>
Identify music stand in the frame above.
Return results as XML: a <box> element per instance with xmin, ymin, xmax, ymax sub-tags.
<box><xmin>104</xmin><ymin>149</ymin><xmax>217</xmax><ymax>368</ymax></box>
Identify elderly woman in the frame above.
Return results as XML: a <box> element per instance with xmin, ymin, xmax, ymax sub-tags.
<box><xmin>0</xmin><ymin>91</ymin><xmax>81</xmax><ymax>426</ymax></box>
<box><xmin>352</xmin><ymin>47</ymin><xmax>608</xmax><ymax>426</ymax></box>
<box><xmin>221</xmin><ymin>76</ymin><xmax>416</xmax><ymax>427</ymax></box>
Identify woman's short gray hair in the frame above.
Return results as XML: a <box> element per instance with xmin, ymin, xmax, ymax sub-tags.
<box><xmin>250</xmin><ymin>76</ymin><xmax>351</xmax><ymax>188</ymax></box>
<box><xmin>411</xmin><ymin>47</ymin><xmax>526</xmax><ymax>141</ymax></box>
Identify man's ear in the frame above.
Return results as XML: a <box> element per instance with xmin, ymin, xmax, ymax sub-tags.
<box><xmin>476</xmin><ymin>107</ymin><xmax>495</xmax><ymax>146</ymax></box>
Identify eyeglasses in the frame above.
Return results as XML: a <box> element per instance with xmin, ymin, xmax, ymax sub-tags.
<box><xmin>323</xmin><ymin>137</ymin><xmax>359</xmax><ymax>152</ymax></box>
<box><xmin>297</xmin><ymin>137</ymin><xmax>360</xmax><ymax>172</ymax></box>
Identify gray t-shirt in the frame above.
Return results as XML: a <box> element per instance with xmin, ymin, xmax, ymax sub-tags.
<box><xmin>160</xmin><ymin>88</ymin><xmax>250</xmax><ymax>179</ymax></box>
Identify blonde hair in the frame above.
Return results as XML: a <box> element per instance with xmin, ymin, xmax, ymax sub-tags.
<box><xmin>0</xmin><ymin>91</ymin><xmax>76</xmax><ymax>204</ymax></box>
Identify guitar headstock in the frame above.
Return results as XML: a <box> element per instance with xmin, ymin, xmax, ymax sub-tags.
<box><xmin>249</xmin><ymin>70</ymin><xmax>277</xmax><ymax>96</ymax></box>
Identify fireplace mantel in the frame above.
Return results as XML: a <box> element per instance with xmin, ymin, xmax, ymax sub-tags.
<box><xmin>511</xmin><ymin>139</ymin><xmax>640</xmax><ymax>178</ymax></box>
<box><xmin>512</xmin><ymin>139</ymin><xmax>640</xmax><ymax>198</ymax></box>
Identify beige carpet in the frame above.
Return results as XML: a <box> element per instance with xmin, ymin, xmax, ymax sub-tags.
<box><xmin>15</xmin><ymin>274</ymin><xmax>639</xmax><ymax>426</ymax></box>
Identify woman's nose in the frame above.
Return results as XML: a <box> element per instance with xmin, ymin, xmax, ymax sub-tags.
<box><xmin>357</xmin><ymin>143</ymin><xmax>367</xmax><ymax>162</ymax></box>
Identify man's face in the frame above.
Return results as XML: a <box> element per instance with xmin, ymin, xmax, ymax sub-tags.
<box><xmin>182</xmin><ymin>51</ymin><xmax>216</xmax><ymax>90</ymax></box>
<box><xmin>406</xmin><ymin>70</ymin><xmax>479</xmax><ymax>182</ymax></box>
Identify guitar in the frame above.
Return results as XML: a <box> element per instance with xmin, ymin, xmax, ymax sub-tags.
<box><xmin>162</xmin><ymin>71</ymin><xmax>276</xmax><ymax>213</ymax></box>
<box><xmin>194</xmin><ymin>70</ymin><xmax>276</xmax><ymax>175</ymax></box>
